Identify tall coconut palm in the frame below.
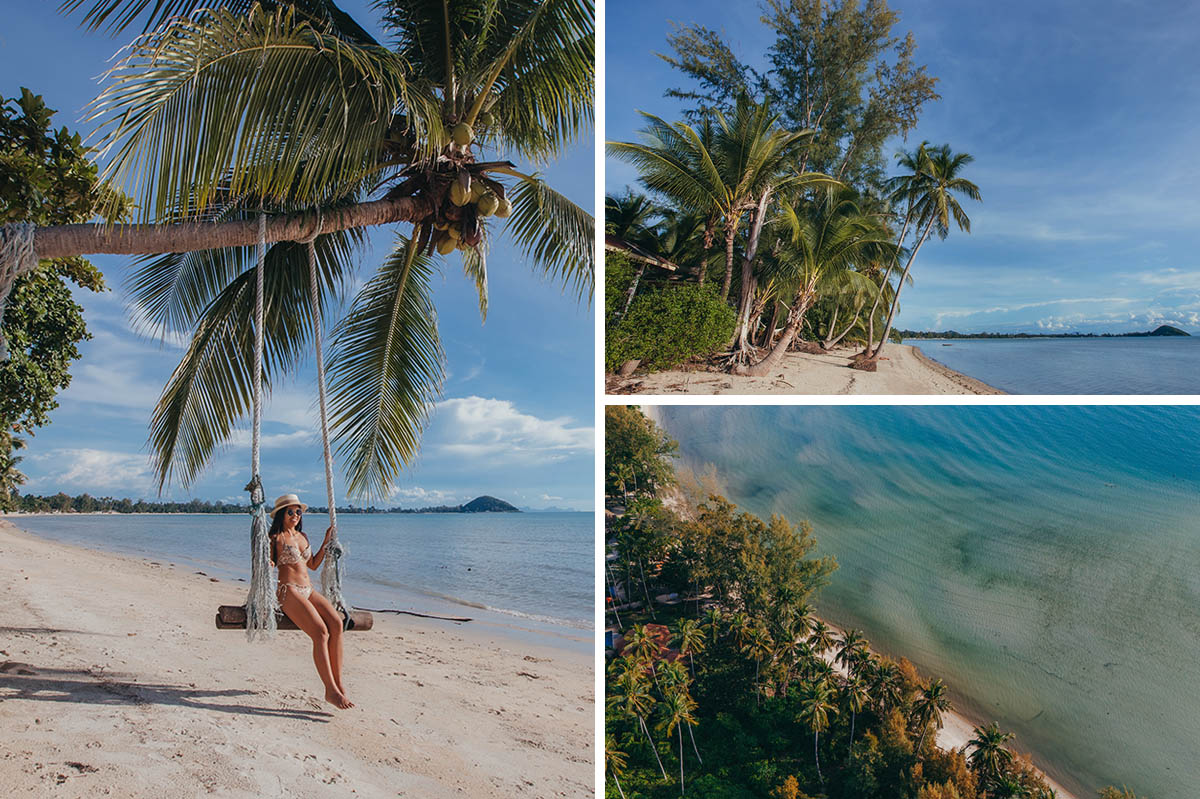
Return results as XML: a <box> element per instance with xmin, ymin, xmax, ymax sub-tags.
<box><xmin>658</xmin><ymin>689</ymin><xmax>700</xmax><ymax>794</ymax></box>
<box><xmin>842</xmin><ymin>675</ymin><xmax>872</xmax><ymax>756</ymax></box>
<box><xmin>609</xmin><ymin>98</ymin><xmax>816</xmax><ymax>305</ymax></box>
<box><xmin>834</xmin><ymin>629</ymin><xmax>869</xmax><ymax>677</ymax></box>
<box><xmin>676</xmin><ymin>618</ymin><xmax>706</xmax><ymax>678</ymax></box>
<box><xmin>736</xmin><ymin>188</ymin><xmax>895</xmax><ymax>376</ymax></box>
<box><xmin>867</xmin><ymin>658</ymin><xmax>903</xmax><ymax>713</ymax></box>
<box><xmin>742</xmin><ymin>624</ymin><xmax>774</xmax><ymax>704</ymax></box>
<box><xmin>967</xmin><ymin>722</ymin><xmax>1016</xmax><ymax>786</ymax></box>
<box><xmin>604</xmin><ymin>733</ymin><xmax>629</xmax><ymax>799</ymax></box>
<box><xmin>912</xmin><ymin>678</ymin><xmax>952</xmax><ymax>753</ymax></box>
<box><xmin>607</xmin><ymin>667</ymin><xmax>668</xmax><ymax>779</ymax></box>
<box><xmin>807</xmin><ymin>620</ymin><xmax>834</xmax><ymax>656</ymax></box>
<box><xmin>871</xmin><ymin>142</ymin><xmax>981</xmax><ymax>359</ymax></box>
<box><xmin>46</xmin><ymin>0</ymin><xmax>594</xmax><ymax>499</ymax></box>
<box><xmin>798</xmin><ymin>677</ymin><xmax>839</xmax><ymax>786</ymax></box>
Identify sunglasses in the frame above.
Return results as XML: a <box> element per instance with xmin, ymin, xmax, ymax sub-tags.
<box><xmin>286</xmin><ymin>508</ymin><xmax>303</xmax><ymax>517</ymax></box>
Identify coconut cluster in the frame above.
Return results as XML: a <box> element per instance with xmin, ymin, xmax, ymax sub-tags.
<box><xmin>429</xmin><ymin>121</ymin><xmax>512</xmax><ymax>255</ymax></box>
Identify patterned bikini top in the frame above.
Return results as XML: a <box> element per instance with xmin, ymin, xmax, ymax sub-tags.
<box><xmin>275</xmin><ymin>536</ymin><xmax>311</xmax><ymax>566</ymax></box>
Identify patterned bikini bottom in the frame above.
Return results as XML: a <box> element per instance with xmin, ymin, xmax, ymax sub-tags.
<box><xmin>277</xmin><ymin>581</ymin><xmax>313</xmax><ymax>602</ymax></box>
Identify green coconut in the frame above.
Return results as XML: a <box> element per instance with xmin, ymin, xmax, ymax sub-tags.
<box><xmin>494</xmin><ymin>196</ymin><xmax>513</xmax><ymax>218</ymax></box>
<box><xmin>450</xmin><ymin>122</ymin><xmax>474</xmax><ymax>146</ymax></box>
<box><xmin>436</xmin><ymin>236</ymin><xmax>457</xmax><ymax>255</ymax></box>
<box><xmin>476</xmin><ymin>193</ymin><xmax>500</xmax><ymax>217</ymax></box>
<box><xmin>449</xmin><ymin>181</ymin><xmax>470</xmax><ymax>207</ymax></box>
<box><xmin>433</xmin><ymin>221</ymin><xmax>449</xmax><ymax>231</ymax></box>
<box><xmin>478</xmin><ymin>110</ymin><xmax>494</xmax><ymax>127</ymax></box>
<box><xmin>446</xmin><ymin>225</ymin><xmax>461</xmax><ymax>240</ymax></box>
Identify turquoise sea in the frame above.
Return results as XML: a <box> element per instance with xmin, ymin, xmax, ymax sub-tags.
<box><xmin>906</xmin><ymin>336</ymin><xmax>1200</xmax><ymax>393</ymax></box>
<box><xmin>657</xmin><ymin>405</ymin><xmax>1200</xmax><ymax>799</ymax></box>
<box><xmin>12</xmin><ymin>512</ymin><xmax>592</xmax><ymax>650</ymax></box>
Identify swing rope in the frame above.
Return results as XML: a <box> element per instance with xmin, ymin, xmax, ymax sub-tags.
<box><xmin>244</xmin><ymin>212</ymin><xmax>277</xmax><ymax>640</ymax></box>
<box><xmin>298</xmin><ymin>211</ymin><xmax>348</xmax><ymax>613</ymax></box>
<box><xmin>0</xmin><ymin>223</ymin><xmax>38</xmax><ymax>361</ymax></box>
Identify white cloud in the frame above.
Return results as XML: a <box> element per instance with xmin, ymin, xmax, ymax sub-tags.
<box><xmin>430</xmin><ymin>396</ymin><xmax>593</xmax><ymax>461</ymax></box>
<box><xmin>387</xmin><ymin>486</ymin><xmax>459</xmax><ymax>504</ymax></box>
<box><xmin>29</xmin><ymin>448</ymin><xmax>155</xmax><ymax>493</ymax></box>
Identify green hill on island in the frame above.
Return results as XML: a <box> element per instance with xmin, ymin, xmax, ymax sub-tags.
<box><xmin>1145</xmin><ymin>324</ymin><xmax>1190</xmax><ymax>336</ymax></box>
<box><xmin>460</xmin><ymin>496</ymin><xmax>521</xmax><ymax>513</ymax></box>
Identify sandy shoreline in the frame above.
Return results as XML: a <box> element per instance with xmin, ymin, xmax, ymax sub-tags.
<box><xmin>0</xmin><ymin>521</ymin><xmax>592</xmax><ymax>798</ymax></box>
<box><xmin>607</xmin><ymin>343</ymin><xmax>1004</xmax><ymax>395</ymax></box>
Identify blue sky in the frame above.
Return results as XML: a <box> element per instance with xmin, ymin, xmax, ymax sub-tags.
<box><xmin>606</xmin><ymin>0</ymin><xmax>1200</xmax><ymax>334</ymax></box>
<box><xmin>2</xmin><ymin>2</ymin><xmax>594</xmax><ymax>509</ymax></box>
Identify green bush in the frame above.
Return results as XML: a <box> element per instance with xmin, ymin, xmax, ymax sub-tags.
<box><xmin>606</xmin><ymin>283</ymin><xmax>736</xmax><ymax>372</ymax></box>
<box><xmin>604</xmin><ymin>251</ymin><xmax>636</xmax><ymax>322</ymax></box>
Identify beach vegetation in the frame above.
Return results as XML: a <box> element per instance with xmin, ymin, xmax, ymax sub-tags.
<box><xmin>0</xmin><ymin>90</ymin><xmax>128</xmax><ymax>449</ymax></box>
<box><xmin>605</xmin><ymin>1</ymin><xmax>982</xmax><ymax>383</ymax></box>
<box><xmin>602</xmin><ymin>407</ymin><xmax>1135</xmax><ymax>799</ymax></box>
<box><xmin>605</xmin><ymin>280</ymin><xmax>737</xmax><ymax>373</ymax></box>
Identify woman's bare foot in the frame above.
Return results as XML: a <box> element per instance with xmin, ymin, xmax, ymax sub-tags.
<box><xmin>325</xmin><ymin>688</ymin><xmax>355</xmax><ymax>709</ymax></box>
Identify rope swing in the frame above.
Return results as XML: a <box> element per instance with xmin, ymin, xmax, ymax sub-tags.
<box><xmin>244</xmin><ymin>212</ymin><xmax>277</xmax><ymax>639</ymax></box>
<box><xmin>299</xmin><ymin>210</ymin><xmax>348</xmax><ymax>613</ymax></box>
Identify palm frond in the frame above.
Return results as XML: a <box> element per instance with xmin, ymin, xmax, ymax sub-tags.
<box><xmin>88</xmin><ymin>5</ymin><xmax>441</xmax><ymax>223</ymax></box>
<box><xmin>326</xmin><ymin>236</ymin><xmax>445</xmax><ymax>500</ymax></box>
<box><xmin>504</xmin><ymin>171</ymin><xmax>594</xmax><ymax>302</ymax></box>
<box><xmin>149</xmin><ymin>234</ymin><xmax>348</xmax><ymax>489</ymax></box>
<box><xmin>460</xmin><ymin>232</ymin><xmax>489</xmax><ymax>322</ymax></box>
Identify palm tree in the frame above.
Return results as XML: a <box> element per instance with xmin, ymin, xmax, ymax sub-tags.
<box><xmin>609</xmin><ymin>97</ymin><xmax>816</xmax><ymax>304</ymax></box>
<box><xmin>607</xmin><ymin>667</ymin><xmax>668</xmax><ymax>779</ymax></box>
<box><xmin>842</xmin><ymin>675</ymin><xmax>872</xmax><ymax>756</ymax></box>
<box><xmin>676</xmin><ymin>618</ymin><xmax>706</xmax><ymax>677</ymax></box>
<box><xmin>0</xmin><ymin>429</ymin><xmax>27</xmax><ymax>509</ymax></box>
<box><xmin>807</xmin><ymin>620</ymin><xmax>834</xmax><ymax>656</ymax></box>
<box><xmin>658</xmin><ymin>689</ymin><xmax>700</xmax><ymax>794</ymax></box>
<box><xmin>834</xmin><ymin>629</ymin><xmax>869</xmax><ymax>677</ymax></box>
<box><xmin>742</xmin><ymin>625</ymin><xmax>774</xmax><ymax>704</ymax></box>
<box><xmin>797</xmin><ymin>677</ymin><xmax>839</xmax><ymax>786</ymax></box>
<box><xmin>604</xmin><ymin>733</ymin><xmax>629</xmax><ymax>799</ymax></box>
<box><xmin>623</xmin><ymin>624</ymin><xmax>659</xmax><ymax>667</ymax></box>
<box><xmin>871</xmin><ymin>142</ymin><xmax>981</xmax><ymax>359</ymax></box>
<box><xmin>967</xmin><ymin>722</ymin><xmax>1016</xmax><ymax>786</ymax></box>
<box><xmin>44</xmin><ymin>0</ymin><xmax>593</xmax><ymax>499</ymax></box>
<box><xmin>912</xmin><ymin>678</ymin><xmax>953</xmax><ymax>753</ymax></box>
<box><xmin>736</xmin><ymin>188</ymin><xmax>895</xmax><ymax>376</ymax></box>
<box><xmin>867</xmin><ymin>659</ymin><xmax>903</xmax><ymax>713</ymax></box>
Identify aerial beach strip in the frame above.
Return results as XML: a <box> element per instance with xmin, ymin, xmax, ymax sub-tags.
<box><xmin>0</xmin><ymin>520</ymin><xmax>592</xmax><ymax>798</ymax></box>
<box><xmin>609</xmin><ymin>343</ymin><xmax>1004</xmax><ymax>395</ymax></box>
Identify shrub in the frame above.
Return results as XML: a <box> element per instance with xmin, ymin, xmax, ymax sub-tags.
<box><xmin>606</xmin><ymin>283</ymin><xmax>736</xmax><ymax>372</ymax></box>
<box><xmin>604</xmin><ymin>251</ymin><xmax>637</xmax><ymax>322</ymax></box>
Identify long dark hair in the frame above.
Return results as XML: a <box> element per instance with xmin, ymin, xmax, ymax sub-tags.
<box><xmin>268</xmin><ymin>506</ymin><xmax>303</xmax><ymax>563</ymax></box>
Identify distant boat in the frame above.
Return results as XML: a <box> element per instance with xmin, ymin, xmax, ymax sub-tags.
<box><xmin>942</xmin><ymin>343</ymin><xmax>953</xmax><ymax>346</ymax></box>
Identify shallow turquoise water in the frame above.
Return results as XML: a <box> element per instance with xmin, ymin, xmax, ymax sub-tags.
<box><xmin>659</xmin><ymin>405</ymin><xmax>1200</xmax><ymax>798</ymax></box>
<box><xmin>907</xmin><ymin>336</ymin><xmax>1200</xmax><ymax>393</ymax></box>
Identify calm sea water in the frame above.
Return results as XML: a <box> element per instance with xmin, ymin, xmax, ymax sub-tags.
<box><xmin>13</xmin><ymin>512</ymin><xmax>592</xmax><ymax>644</ymax></box>
<box><xmin>658</xmin><ymin>406</ymin><xmax>1200</xmax><ymax>799</ymax></box>
<box><xmin>906</xmin><ymin>336</ymin><xmax>1200</xmax><ymax>393</ymax></box>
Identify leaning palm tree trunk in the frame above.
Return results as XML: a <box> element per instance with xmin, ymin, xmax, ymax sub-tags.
<box><xmin>735</xmin><ymin>283</ymin><xmax>817</xmax><ymax>377</ymax></box>
<box><xmin>687</xmin><ymin>722</ymin><xmax>703</xmax><ymax>763</ymax></box>
<box><xmin>732</xmin><ymin>189</ymin><xmax>772</xmax><ymax>360</ymax></box>
<box><xmin>31</xmin><ymin>195</ymin><xmax>432</xmax><ymax>258</ymax></box>
<box><xmin>862</xmin><ymin>212</ymin><xmax>911</xmax><ymax>353</ymax></box>
<box><xmin>615</xmin><ymin>261</ymin><xmax>647</xmax><ymax>323</ymax></box>
<box><xmin>872</xmin><ymin>217</ymin><xmax>934</xmax><ymax>359</ymax></box>
<box><xmin>824</xmin><ymin>306</ymin><xmax>862</xmax><ymax>349</ymax></box>
<box><xmin>609</xmin><ymin>770</ymin><xmax>627</xmax><ymax>799</ymax></box>
<box><xmin>678</xmin><ymin>727</ymin><xmax>685</xmax><ymax>794</ymax></box>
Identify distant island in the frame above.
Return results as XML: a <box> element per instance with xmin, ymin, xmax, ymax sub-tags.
<box><xmin>394</xmin><ymin>495</ymin><xmax>520</xmax><ymax>514</ymax></box>
<box><xmin>5</xmin><ymin>493</ymin><xmax>520</xmax><ymax>514</ymax></box>
<box><xmin>902</xmin><ymin>324</ymin><xmax>1190</xmax><ymax>339</ymax></box>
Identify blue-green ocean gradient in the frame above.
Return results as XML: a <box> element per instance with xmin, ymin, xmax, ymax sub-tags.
<box><xmin>658</xmin><ymin>405</ymin><xmax>1200</xmax><ymax>798</ymax></box>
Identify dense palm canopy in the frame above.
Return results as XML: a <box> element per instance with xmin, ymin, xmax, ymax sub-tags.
<box><xmin>54</xmin><ymin>0</ymin><xmax>594</xmax><ymax>497</ymax></box>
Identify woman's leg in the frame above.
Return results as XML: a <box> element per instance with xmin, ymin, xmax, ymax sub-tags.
<box><xmin>279</xmin><ymin>588</ymin><xmax>351</xmax><ymax>709</ymax></box>
<box><xmin>309</xmin><ymin>591</ymin><xmax>349</xmax><ymax>698</ymax></box>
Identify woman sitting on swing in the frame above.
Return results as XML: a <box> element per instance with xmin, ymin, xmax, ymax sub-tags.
<box><xmin>268</xmin><ymin>493</ymin><xmax>354</xmax><ymax>709</ymax></box>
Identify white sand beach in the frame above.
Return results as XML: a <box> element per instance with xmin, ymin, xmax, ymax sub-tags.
<box><xmin>607</xmin><ymin>344</ymin><xmax>1003</xmax><ymax>395</ymax></box>
<box><xmin>0</xmin><ymin>520</ymin><xmax>593</xmax><ymax>798</ymax></box>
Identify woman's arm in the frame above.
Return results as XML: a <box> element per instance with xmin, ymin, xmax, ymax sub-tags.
<box><xmin>307</xmin><ymin>528</ymin><xmax>331</xmax><ymax>570</ymax></box>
